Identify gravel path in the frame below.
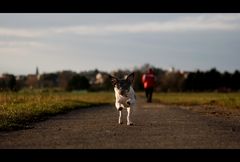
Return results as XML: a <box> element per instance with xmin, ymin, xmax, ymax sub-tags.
<box><xmin>1</xmin><ymin>97</ymin><xmax>240</xmax><ymax>148</ymax></box>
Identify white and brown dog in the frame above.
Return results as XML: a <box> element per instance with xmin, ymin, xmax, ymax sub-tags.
<box><xmin>109</xmin><ymin>73</ymin><xmax>136</xmax><ymax>126</ymax></box>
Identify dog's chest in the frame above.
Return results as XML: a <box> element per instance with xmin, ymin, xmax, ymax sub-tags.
<box><xmin>114</xmin><ymin>87</ymin><xmax>136</xmax><ymax>108</ymax></box>
<box><xmin>116</xmin><ymin>95</ymin><xmax>129</xmax><ymax>106</ymax></box>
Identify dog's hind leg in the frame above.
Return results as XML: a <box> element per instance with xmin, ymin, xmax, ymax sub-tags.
<box><xmin>127</xmin><ymin>107</ymin><xmax>133</xmax><ymax>126</ymax></box>
<box><xmin>118</xmin><ymin>110</ymin><xmax>123</xmax><ymax>124</ymax></box>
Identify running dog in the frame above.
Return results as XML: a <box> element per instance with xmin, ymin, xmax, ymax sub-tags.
<box><xmin>109</xmin><ymin>72</ymin><xmax>136</xmax><ymax>126</ymax></box>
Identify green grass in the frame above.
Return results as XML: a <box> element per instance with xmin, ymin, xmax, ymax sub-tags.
<box><xmin>2</xmin><ymin>90</ymin><xmax>240</xmax><ymax>131</ymax></box>
<box><xmin>0</xmin><ymin>90</ymin><xmax>114</xmax><ymax>131</ymax></box>
<box><xmin>151</xmin><ymin>92</ymin><xmax>240</xmax><ymax>109</ymax></box>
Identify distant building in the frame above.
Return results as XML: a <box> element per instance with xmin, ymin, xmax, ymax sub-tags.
<box><xmin>167</xmin><ymin>67</ymin><xmax>175</xmax><ymax>73</ymax></box>
<box><xmin>25</xmin><ymin>67</ymin><xmax>40</xmax><ymax>89</ymax></box>
<box><xmin>36</xmin><ymin>67</ymin><xmax>39</xmax><ymax>76</ymax></box>
<box><xmin>95</xmin><ymin>72</ymin><xmax>108</xmax><ymax>85</ymax></box>
<box><xmin>36</xmin><ymin>66</ymin><xmax>40</xmax><ymax>80</ymax></box>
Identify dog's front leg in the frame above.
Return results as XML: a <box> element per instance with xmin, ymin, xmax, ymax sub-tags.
<box><xmin>118</xmin><ymin>110</ymin><xmax>123</xmax><ymax>124</ymax></box>
<box><xmin>127</xmin><ymin>107</ymin><xmax>133</xmax><ymax>126</ymax></box>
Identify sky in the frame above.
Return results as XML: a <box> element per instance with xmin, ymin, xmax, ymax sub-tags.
<box><xmin>0</xmin><ymin>13</ymin><xmax>240</xmax><ymax>75</ymax></box>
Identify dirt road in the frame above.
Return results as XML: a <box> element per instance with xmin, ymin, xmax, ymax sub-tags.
<box><xmin>1</xmin><ymin>96</ymin><xmax>240</xmax><ymax>149</ymax></box>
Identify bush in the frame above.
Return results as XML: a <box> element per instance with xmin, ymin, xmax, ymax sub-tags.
<box><xmin>66</xmin><ymin>75</ymin><xmax>90</xmax><ymax>91</ymax></box>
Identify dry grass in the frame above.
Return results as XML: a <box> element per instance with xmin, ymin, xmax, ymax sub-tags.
<box><xmin>2</xmin><ymin>90</ymin><xmax>239</xmax><ymax>131</ymax></box>
<box><xmin>0</xmin><ymin>90</ymin><xmax>114</xmax><ymax>130</ymax></box>
<box><xmin>151</xmin><ymin>92</ymin><xmax>240</xmax><ymax>109</ymax></box>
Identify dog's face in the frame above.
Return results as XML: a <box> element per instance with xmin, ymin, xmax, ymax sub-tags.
<box><xmin>109</xmin><ymin>73</ymin><xmax>134</xmax><ymax>97</ymax></box>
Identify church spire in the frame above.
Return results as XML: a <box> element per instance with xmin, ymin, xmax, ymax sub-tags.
<box><xmin>36</xmin><ymin>66</ymin><xmax>39</xmax><ymax>76</ymax></box>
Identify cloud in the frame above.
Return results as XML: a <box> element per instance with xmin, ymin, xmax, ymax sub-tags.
<box><xmin>0</xmin><ymin>40</ymin><xmax>48</xmax><ymax>55</ymax></box>
<box><xmin>52</xmin><ymin>14</ymin><xmax>240</xmax><ymax>35</ymax></box>
<box><xmin>0</xmin><ymin>40</ymin><xmax>45</xmax><ymax>47</ymax></box>
<box><xmin>0</xmin><ymin>14</ymin><xmax>240</xmax><ymax>38</ymax></box>
<box><xmin>0</xmin><ymin>28</ymin><xmax>46</xmax><ymax>38</ymax></box>
<box><xmin>0</xmin><ymin>40</ymin><xmax>51</xmax><ymax>58</ymax></box>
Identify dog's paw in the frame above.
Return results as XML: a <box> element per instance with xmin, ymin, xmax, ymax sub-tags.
<box><xmin>119</xmin><ymin>121</ymin><xmax>123</xmax><ymax>124</ymax></box>
<box><xmin>127</xmin><ymin>122</ymin><xmax>133</xmax><ymax>126</ymax></box>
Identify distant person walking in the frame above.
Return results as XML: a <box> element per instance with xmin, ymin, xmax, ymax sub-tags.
<box><xmin>142</xmin><ymin>68</ymin><xmax>156</xmax><ymax>103</ymax></box>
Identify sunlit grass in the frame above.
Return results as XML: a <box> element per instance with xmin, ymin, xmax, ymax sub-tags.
<box><xmin>150</xmin><ymin>92</ymin><xmax>240</xmax><ymax>109</ymax></box>
<box><xmin>2</xmin><ymin>90</ymin><xmax>239</xmax><ymax>131</ymax></box>
<box><xmin>0</xmin><ymin>90</ymin><xmax>114</xmax><ymax>130</ymax></box>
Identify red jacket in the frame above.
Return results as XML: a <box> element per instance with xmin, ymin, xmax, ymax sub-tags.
<box><xmin>142</xmin><ymin>72</ymin><xmax>155</xmax><ymax>89</ymax></box>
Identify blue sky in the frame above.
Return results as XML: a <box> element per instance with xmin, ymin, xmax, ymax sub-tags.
<box><xmin>0</xmin><ymin>13</ymin><xmax>240</xmax><ymax>75</ymax></box>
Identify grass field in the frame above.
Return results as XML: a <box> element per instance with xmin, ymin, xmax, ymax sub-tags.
<box><xmin>152</xmin><ymin>92</ymin><xmax>240</xmax><ymax>109</ymax></box>
<box><xmin>0</xmin><ymin>90</ymin><xmax>114</xmax><ymax>130</ymax></box>
<box><xmin>1</xmin><ymin>90</ymin><xmax>240</xmax><ymax>131</ymax></box>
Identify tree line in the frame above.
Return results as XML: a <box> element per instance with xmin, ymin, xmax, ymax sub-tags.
<box><xmin>183</xmin><ymin>68</ymin><xmax>240</xmax><ymax>92</ymax></box>
<box><xmin>0</xmin><ymin>65</ymin><xmax>240</xmax><ymax>92</ymax></box>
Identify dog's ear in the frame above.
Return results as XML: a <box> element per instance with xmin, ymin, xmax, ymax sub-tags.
<box><xmin>126</xmin><ymin>72</ymin><xmax>135</xmax><ymax>84</ymax></box>
<box><xmin>109</xmin><ymin>75</ymin><xmax>119</xmax><ymax>86</ymax></box>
